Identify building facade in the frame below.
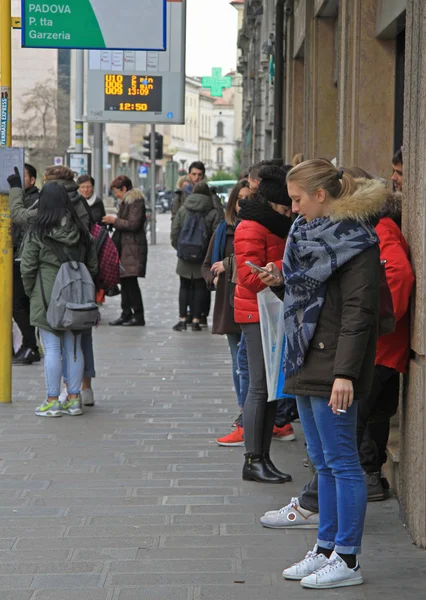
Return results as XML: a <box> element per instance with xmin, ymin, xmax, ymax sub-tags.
<box><xmin>238</xmin><ymin>0</ymin><xmax>426</xmax><ymax>549</ymax></box>
<box><xmin>212</xmin><ymin>86</ymin><xmax>237</xmax><ymax>172</ymax></box>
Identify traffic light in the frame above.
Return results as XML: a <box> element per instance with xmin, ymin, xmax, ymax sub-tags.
<box><xmin>143</xmin><ymin>134</ymin><xmax>151</xmax><ymax>160</ymax></box>
<box><xmin>155</xmin><ymin>133</ymin><xmax>163</xmax><ymax>160</ymax></box>
<box><xmin>142</xmin><ymin>132</ymin><xmax>164</xmax><ymax>161</ymax></box>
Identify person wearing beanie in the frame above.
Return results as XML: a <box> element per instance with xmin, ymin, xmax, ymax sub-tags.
<box><xmin>233</xmin><ymin>165</ymin><xmax>293</xmax><ymax>483</ymax></box>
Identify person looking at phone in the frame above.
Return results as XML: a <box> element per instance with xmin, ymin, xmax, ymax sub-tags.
<box><xmin>260</xmin><ymin>159</ymin><xmax>387</xmax><ymax>589</ymax></box>
<box><xmin>233</xmin><ymin>165</ymin><xmax>292</xmax><ymax>483</ymax></box>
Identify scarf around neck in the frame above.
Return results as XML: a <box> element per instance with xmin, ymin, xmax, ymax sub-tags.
<box><xmin>86</xmin><ymin>191</ymin><xmax>97</xmax><ymax>207</ymax></box>
<box><xmin>211</xmin><ymin>220</ymin><xmax>231</xmax><ymax>265</ymax></box>
<box><xmin>283</xmin><ymin>216</ymin><xmax>379</xmax><ymax>378</ymax></box>
<box><xmin>238</xmin><ymin>198</ymin><xmax>291</xmax><ymax>239</ymax></box>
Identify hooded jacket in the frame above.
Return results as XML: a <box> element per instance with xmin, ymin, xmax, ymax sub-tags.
<box><xmin>284</xmin><ymin>178</ymin><xmax>388</xmax><ymax>398</ymax></box>
<box><xmin>20</xmin><ymin>220</ymin><xmax>98</xmax><ymax>335</ymax></box>
<box><xmin>234</xmin><ymin>199</ymin><xmax>291</xmax><ymax>323</ymax></box>
<box><xmin>171</xmin><ymin>193</ymin><xmax>221</xmax><ymax>279</ymax></box>
<box><xmin>114</xmin><ymin>188</ymin><xmax>147</xmax><ymax>278</ymax></box>
<box><xmin>9</xmin><ymin>179</ymin><xmax>91</xmax><ymax>230</ymax></box>
<box><xmin>375</xmin><ymin>193</ymin><xmax>414</xmax><ymax>373</ymax></box>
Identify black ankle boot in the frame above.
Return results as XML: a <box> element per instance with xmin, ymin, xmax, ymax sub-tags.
<box><xmin>263</xmin><ymin>452</ymin><xmax>292</xmax><ymax>482</ymax></box>
<box><xmin>242</xmin><ymin>453</ymin><xmax>288</xmax><ymax>483</ymax></box>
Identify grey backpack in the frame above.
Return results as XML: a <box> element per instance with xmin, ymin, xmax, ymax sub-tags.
<box><xmin>40</xmin><ymin>239</ymin><xmax>99</xmax><ymax>331</ymax></box>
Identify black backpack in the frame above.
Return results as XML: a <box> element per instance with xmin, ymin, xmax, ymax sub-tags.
<box><xmin>177</xmin><ymin>211</ymin><xmax>209</xmax><ymax>263</ymax></box>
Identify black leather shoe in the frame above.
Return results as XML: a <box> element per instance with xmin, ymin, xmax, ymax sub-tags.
<box><xmin>122</xmin><ymin>317</ymin><xmax>145</xmax><ymax>327</ymax></box>
<box><xmin>192</xmin><ymin>322</ymin><xmax>202</xmax><ymax>332</ymax></box>
<box><xmin>109</xmin><ymin>317</ymin><xmax>130</xmax><ymax>326</ymax></box>
<box><xmin>242</xmin><ymin>453</ymin><xmax>287</xmax><ymax>483</ymax></box>
<box><xmin>12</xmin><ymin>346</ymin><xmax>40</xmax><ymax>365</ymax></box>
<box><xmin>173</xmin><ymin>321</ymin><xmax>187</xmax><ymax>331</ymax></box>
<box><xmin>263</xmin><ymin>452</ymin><xmax>292</xmax><ymax>482</ymax></box>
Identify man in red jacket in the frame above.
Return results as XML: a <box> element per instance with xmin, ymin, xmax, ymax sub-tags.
<box><xmin>357</xmin><ymin>191</ymin><xmax>414</xmax><ymax>499</ymax></box>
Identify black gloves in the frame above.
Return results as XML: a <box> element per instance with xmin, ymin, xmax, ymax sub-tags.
<box><xmin>7</xmin><ymin>167</ymin><xmax>22</xmax><ymax>189</ymax></box>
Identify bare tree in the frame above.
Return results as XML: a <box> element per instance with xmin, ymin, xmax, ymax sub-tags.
<box><xmin>14</xmin><ymin>74</ymin><xmax>70</xmax><ymax>175</ymax></box>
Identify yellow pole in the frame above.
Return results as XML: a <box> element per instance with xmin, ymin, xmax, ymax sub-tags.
<box><xmin>0</xmin><ymin>0</ymin><xmax>13</xmax><ymax>403</ymax></box>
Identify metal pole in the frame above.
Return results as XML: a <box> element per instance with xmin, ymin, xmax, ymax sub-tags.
<box><xmin>150</xmin><ymin>124</ymin><xmax>156</xmax><ymax>245</ymax></box>
<box><xmin>93</xmin><ymin>123</ymin><xmax>103</xmax><ymax>198</ymax></box>
<box><xmin>0</xmin><ymin>0</ymin><xmax>13</xmax><ymax>403</ymax></box>
<box><xmin>75</xmin><ymin>50</ymin><xmax>84</xmax><ymax>152</ymax></box>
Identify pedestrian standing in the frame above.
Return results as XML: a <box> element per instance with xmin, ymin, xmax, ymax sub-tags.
<box><xmin>77</xmin><ymin>175</ymin><xmax>106</xmax><ymax>225</ymax></box>
<box><xmin>202</xmin><ymin>180</ymin><xmax>250</xmax><ymax>446</ymax></box>
<box><xmin>10</xmin><ymin>163</ymin><xmax>41</xmax><ymax>365</ymax></box>
<box><xmin>20</xmin><ymin>183</ymin><xmax>98</xmax><ymax>418</ymax></box>
<box><xmin>275</xmin><ymin>159</ymin><xmax>387</xmax><ymax>589</ymax></box>
<box><xmin>234</xmin><ymin>165</ymin><xmax>292</xmax><ymax>483</ymax></box>
<box><xmin>105</xmin><ymin>176</ymin><xmax>148</xmax><ymax>327</ymax></box>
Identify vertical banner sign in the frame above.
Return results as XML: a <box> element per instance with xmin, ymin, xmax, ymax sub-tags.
<box><xmin>22</xmin><ymin>0</ymin><xmax>167</xmax><ymax>50</ymax></box>
<box><xmin>0</xmin><ymin>90</ymin><xmax>9</xmax><ymax>146</ymax></box>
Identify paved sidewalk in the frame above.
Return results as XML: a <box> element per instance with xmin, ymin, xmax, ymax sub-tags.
<box><xmin>1</xmin><ymin>215</ymin><xmax>425</xmax><ymax>600</ymax></box>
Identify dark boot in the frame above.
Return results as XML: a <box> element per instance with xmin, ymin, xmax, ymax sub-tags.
<box><xmin>242</xmin><ymin>453</ymin><xmax>288</xmax><ymax>484</ymax></box>
<box><xmin>263</xmin><ymin>452</ymin><xmax>292</xmax><ymax>482</ymax></box>
<box><xmin>364</xmin><ymin>471</ymin><xmax>385</xmax><ymax>502</ymax></box>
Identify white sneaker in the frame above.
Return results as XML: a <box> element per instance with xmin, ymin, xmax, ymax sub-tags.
<box><xmin>261</xmin><ymin>497</ymin><xmax>319</xmax><ymax>529</ymax></box>
<box><xmin>59</xmin><ymin>387</ymin><xmax>68</xmax><ymax>404</ymax></box>
<box><xmin>81</xmin><ymin>388</ymin><xmax>95</xmax><ymax>407</ymax></box>
<box><xmin>300</xmin><ymin>551</ymin><xmax>363</xmax><ymax>589</ymax></box>
<box><xmin>283</xmin><ymin>545</ymin><xmax>329</xmax><ymax>580</ymax></box>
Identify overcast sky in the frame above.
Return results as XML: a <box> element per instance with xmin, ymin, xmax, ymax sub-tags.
<box><xmin>185</xmin><ymin>0</ymin><xmax>239</xmax><ymax>77</ymax></box>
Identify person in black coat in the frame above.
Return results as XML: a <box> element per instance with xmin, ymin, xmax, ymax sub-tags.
<box><xmin>77</xmin><ymin>175</ymin><xmax>106</xmax><ymax>225</ymax></box>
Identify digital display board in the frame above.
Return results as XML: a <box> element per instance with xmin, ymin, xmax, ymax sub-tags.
<box><xmin>104</xmin><ymin>75</ymin><xmax>163</xmax><ymax>112</ymax></box>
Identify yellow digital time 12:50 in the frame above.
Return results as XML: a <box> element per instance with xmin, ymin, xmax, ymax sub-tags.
<box><xmin>104</xmin><ymin>75</ymin><xmax>163</xmax><ymax>113</ymax></box>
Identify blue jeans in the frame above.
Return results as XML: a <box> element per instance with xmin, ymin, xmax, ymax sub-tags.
<box><xmin>297</xmin><ymin>395</ymin><xmax>367</xmax><ymax>555</ymax></box>
<box><xmin>226</xmin><ymin>333</ymin><xmax>241</xmax><ymax>406</ymax></box>
<box><xmin>62</xmin><ymin>328</ymin><xmax>96</xmax><ymax>382</ymax></box>
<box><xmin>40</xmin><ymin>330</ymin><xmax>84</xmax><ymax>397</ymax></box>
<box><xmin>237</xmin><ymin>333</ymin><xmax>249</xmax><ymax>411</ymax></box>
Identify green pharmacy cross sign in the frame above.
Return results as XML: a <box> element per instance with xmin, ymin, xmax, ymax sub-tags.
<box><xmin>22</xmin><ymin>0</ymin><xmax>167</xmax><ymax>50</ymax></box>
<box><xmin>202</xmin><ymin>68</ymin><xmax>232</xmax><ymax>98</ymax></box>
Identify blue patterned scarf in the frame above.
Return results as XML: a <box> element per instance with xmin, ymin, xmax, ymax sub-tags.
<box><xmin>283</xmin><ymin>216</ymin><xmax>379</xmax><ymax>377</ymax></box>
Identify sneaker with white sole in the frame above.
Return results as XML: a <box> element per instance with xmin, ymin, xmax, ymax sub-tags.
<box><xmin>283</xmin><ymin>545</ymin><xmax>329</xmax><ymax>580</ymax></box>
<box><xmin>300</xmin><ymin>551</ymin><xmax>363</xmax><ymax>589</ymax></box>
<box><xmin>60</xmin><ymin>395</ymin><xmax>83</xmax><ymax>416</ymax></box>
<box><xmin>35</xmin><ymin>399</ymin><xmax>62</xmax><ymax>418</ymax></box>
<box><xmin>81</xmin><ymin>389</ymin><xmax>95</xmax><ymax>406</ymax></box>
<box><xmin>261</xmin><ymin>497</ymin><xmax>319</xmax><ymax>529</ymax></box>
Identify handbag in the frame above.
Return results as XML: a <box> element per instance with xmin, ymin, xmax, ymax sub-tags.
<box><xmin>90</xmin><ymin>223</ymin><xmax>121</xmax><ymax>290</ymax></box>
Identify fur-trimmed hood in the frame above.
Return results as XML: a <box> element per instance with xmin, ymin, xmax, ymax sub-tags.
<box><xmin>330</xmin><ymin>178</ymin><xmax>388</xmax><ymax>222</ymax></box>
<box><xmin>380</xmin><ymin>191</ymin><xmax>402</xmax><ymax>221</ymax></box>
<box><xmin>121</xmin><ymin>188</ymin><xmax>145</xmax><ymax>205</ymax></box>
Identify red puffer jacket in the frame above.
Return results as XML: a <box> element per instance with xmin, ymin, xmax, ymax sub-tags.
<box><xmin>375</xmin><ymin>216</ymin><xmax>414</xmax><ymax>373</ymax></box>
<box><xmin>234</xmin><ymin>220</ymin><xmax>286</xmax><ymax>323</ymax></box>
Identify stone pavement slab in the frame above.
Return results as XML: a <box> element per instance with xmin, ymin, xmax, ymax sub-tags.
<box><xmin>0</xmin><ymin>215</ymin><xmax>425</xmax><ymax>599</ymax></box>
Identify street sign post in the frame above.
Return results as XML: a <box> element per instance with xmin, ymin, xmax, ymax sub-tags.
<box><xmin>202</xmin><ymin>67</ymin><xmax>232</xmax><ymax>98</ymax></box>
<box><xmin>22</xmin><ymin>0</ymin><xmax>167</xmax><ymax>50</ymax></box>
<box><xmin>86</xmin><ymin>0</ymin><xmax>186</xmax><ymax>124</ymax></box>
<box><xmin>139</xmin><ymin>165</ymin><xmax>148</xmax><ymax>179</ymax></box>
<box><xmin>67</xmin><ymin>152</ymin><xmax>91</xmax><ymax>177</ymax></box>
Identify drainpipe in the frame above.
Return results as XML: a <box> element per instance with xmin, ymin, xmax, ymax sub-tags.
<box><xmin>273</xmin><ymin>0</ymin><xmax>292</xmax><ymax>159</ymax></box>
